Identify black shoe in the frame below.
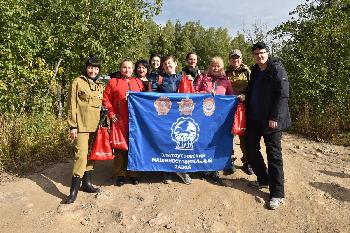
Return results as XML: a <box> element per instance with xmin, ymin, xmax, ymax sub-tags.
<box><xmin>223</xmin><ymin>158</ymin><xmax>237</xmax><ymax>175</ymax></box>
<box><xmin>81</xmin><ymin>171</ymin><xmax>100</xmax><ymax>193</ymax></box>
<box><xmin>248</xmin><ymin>181</ymin><xmax>268</xmax><ymax>189</ymax></box>
<box><xmin>65</xmin><ymin>176</ymin><xmax>81</xmax><ymax>204</ymax></box>
<box><xmin>223</xmin><ymin>162</ymin><xmax>237</xmax><ymax>175</ymax></box>
<box><xmin>116</xmin><ymin>176</ymin><xmax>125</xmax><ymax>186</ymax></box>
<box><xmin>200</xmin><ymin>171</ymin><xmax>211</xmax><ymax>180</ymax></box>
<box><xmin>130</xmin><ymin>177</ymin><xmax>139</xmax><ymax>185</ymax></box>
<box><xmin>203</xmin><ymin>171</ymin><xmax>222</xmax><ymax>185</ymax></box>
<box><xmin>242</xmin><ymin>163</ymin><xmax>254</xmax><ymax>175</ymax></box>
<box><xmin>210</xmin><ymin>172</ymin><xmax>223</xmax><ymax>185</ymax></box>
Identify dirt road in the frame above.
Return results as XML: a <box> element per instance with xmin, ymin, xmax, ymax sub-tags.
<box><xmin>0</xmin><ymin>133</ymin><xmax>349</xmax><ymax>233</ymax></box>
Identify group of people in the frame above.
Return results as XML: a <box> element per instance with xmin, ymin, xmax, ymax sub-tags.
<box><xmin>66</xmin><ymin>42</ymin><xmax>291</xmax><ymax>210</ymax></box>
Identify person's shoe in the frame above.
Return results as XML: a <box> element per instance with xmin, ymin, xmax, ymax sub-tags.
<box><xmin>248</xmin><ymin>181</ymin><xmax>268</xmax><ymax>189</ymax></box>
<box><xmin>268</xmin><ymin>197</ymin><xmax>284</xmax><ymax>210</ymax></box>
<box><xmin>130</xmin><ymin>177</ymin><xmax>139</xmax><ymax>185</ymax></box>
<box><xmin>81</xmin><ymin>171</ymin><xmax>100</xmax><ymax>193</ymax></box>
<box><xmin>208</xmin><ymin>171</ymin><xmax>222</xmax><ymax>185</ymax></box>
<box><xmin>223</xmin><ymin>161</ymin><xmax>237</xmax><ymax>175</ymax></box>
<box><xmin>65</xmin><ymin>176</ymin><xmax>81</xmax><ymax>204</ymax></box>
<box><xmin>176</xmin><ymin>173</ymin><xmax>192</xmax><ymax>185</ymax></box>
<box><xmin>116</xmin><ymin>176</ymin><xmax>125</xmax><ymax>186</ymax></box>
<box><xmin>163</xmin><ymin>173</ymin><xmax>172</xmax><ymax>184</ymax></box>
<box><xmin>200</xmin><ymin>172</ymin><xmax>210</xmax><ymax>180</ymax></box>
<box><xmin>242</xmin><ymin>163</ymin><xmax>254</xmax><ymax>175</ymax></box>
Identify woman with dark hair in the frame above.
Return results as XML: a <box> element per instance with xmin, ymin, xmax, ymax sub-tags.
<box><xmin>134</xmin><ymin>59</ymin><xmax>151</xmax><ymax>92</ymax></box>
<box><xmin>65</xmin><ymin>55</ymin><xmax>104</xmax><ymax>204</ymax></box>
<box><xmin>149</xmin><ymin>52</ymin><xmax>162</xmax><ymax>75</ymax></box>
<box><xmin>150</xmin><ymin>54</ymin><xmax>193</xmax><ymax>185</ymax></box>
<box><xmin>182</xmin><ymin>52</ymin><xmax>201</xmax><ymax>83</ymax></box>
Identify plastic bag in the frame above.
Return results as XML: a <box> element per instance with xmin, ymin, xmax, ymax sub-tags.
<box><xmin>110</xmin><ymin>120</ymin><xmax>128</xmax><ymax>150</ymax></box>
<box><xmin>232</xmin><ymin>102</ymin><xmax>246</xmax><ymax>136</ymax></box>
<box><xmin>89</xmin><ymin>126</ymin><xmax>114</xmax><ymax>160</ymax></box>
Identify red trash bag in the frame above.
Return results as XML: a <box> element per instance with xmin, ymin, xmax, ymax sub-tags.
<box><xmin>178</xmin><ymin>75</ymin><xmax>195</xmax><ymax>93</ymax></box>
<box><xmin>89</xmin><ymin>126</ymin><xmax>114</xmax><ymax>160</ymax></box>
<box><xmin>110</xmin><ymin>119</ymin><xmax>128</xmax><ymax>150</ymax></box>
<box><xmin>232</xmin><ymin>102</ymin><xmax>246</xmax><ymax>136</ymax></box>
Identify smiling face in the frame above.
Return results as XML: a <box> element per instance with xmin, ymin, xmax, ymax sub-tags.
<box><xmin>162</xmin><ymin>58</ymin><xmax>177</xmax><ymax>74</ymax></box>
<box><xmin>210</xmin><ymin>62</ymin><xmax>222</xmax><ymax>75</ymax></box>
<box><xmin>136</xmin><ymin>63</ymin><xmax>148</xmax><ymax>78</ymax></box>
<box><xmin>208</xmin><ymin>56</ymin><xmax>224</xmax><ymax>76</ymax></box>
<box><xmin>187</xmin><ymin>54</ymin><xmax>198</xmax><ymax>68</ymax></box>
<box><xmin>86</xmin><ymin>66</ymin><xmax>100</xmax><ymax>79</ymax></box>
<box><xmin>229</xmin><ymin>55</ymin><xmax>242</xmax><ymax>69</ymax></box>
<box><xmin>253</xmin><ymin>48</ymin><xmax>269</xmax><ymax>67</ymax></box>
<box><xmin>120</xmin><ymin>61</ymin><xmax>134</xmax><ymax>77</ymax></box>
<box><xmin>150</xmin><ymin>56</ymin><xmax>161</xmax><ymax>69</ymax></box>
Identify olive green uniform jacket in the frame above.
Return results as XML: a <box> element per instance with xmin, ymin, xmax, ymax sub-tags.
<box><xmin>67</xmin><ymin>75</ymin><xmax>104</xmax><ymax>132</ymax></box>
<box><xmin>225</xmin><ymin>64</ymin><xmax>251</xmax><ymax>95</ymax></box>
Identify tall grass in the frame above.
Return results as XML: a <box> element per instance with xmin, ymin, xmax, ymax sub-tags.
<box><xmin>0</xmin><ymin>114</ymin><xmax>73</xmax><ymax>173</ymax></box>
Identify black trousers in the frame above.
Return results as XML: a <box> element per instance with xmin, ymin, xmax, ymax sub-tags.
<box><xmin>246</xmin><ymin>118</ymin><xmax>285</xmax><ymax>198</ymax></box>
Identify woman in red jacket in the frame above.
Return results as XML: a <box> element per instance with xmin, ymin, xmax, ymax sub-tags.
<box><xmin>103</xmin><ymin>59</ymin><xmax>144</xmax><ymax>186</ymax></box>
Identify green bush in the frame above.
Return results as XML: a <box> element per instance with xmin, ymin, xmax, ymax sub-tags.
<box><xmin>0</xmin><ymin>114</ymin><xmax>73</xmax><ymax>173</ymax></box>
<box><xmin>273</xmin><ymin>0</ymin><xmax>350</xmax><ymax>145</ymax></box>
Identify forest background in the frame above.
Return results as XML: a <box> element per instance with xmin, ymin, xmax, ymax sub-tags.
<box><xmin>0</xmin><ymin>0</ymin><xmax>349</xmax><ymax>173</ymax></box>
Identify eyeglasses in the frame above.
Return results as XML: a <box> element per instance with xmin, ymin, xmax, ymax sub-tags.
<box><xmin>253</xmin><ymin>51</ymin><xmax>267</xmax><ymax>56</ymax></box>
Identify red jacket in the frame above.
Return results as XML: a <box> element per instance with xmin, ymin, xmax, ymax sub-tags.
<box><xmin>103</xmin><ymin>77</ymin><xmax>144</xmax><ymax>132</ymax></box>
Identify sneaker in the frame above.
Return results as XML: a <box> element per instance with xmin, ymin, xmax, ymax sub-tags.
<box><xmin>268</xmin><ymin>197</ymin><xmax>284</xmax><ymax>210</ymax></box>
<box><xmin>242</xmin><ymin>163</ymin><xmax>254</xmax><ymax>175</ymax></box>
<box><xmin>248</xmin><ymin>181</ymin><xmax>268</xmax><ymax>189</ymax></box>
<box><xmin>163</xmin><ymin>173</ymin><xmax>173</xmax><ymax>184</ymax></box>
<box><xmin>176</xmin><ymin>173</ymin><xmax>192</xmax><ymax>185</ymax></box>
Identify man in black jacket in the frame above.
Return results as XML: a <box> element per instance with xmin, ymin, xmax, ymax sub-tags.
<box><xmin>246</xmin><ymin>42</ymin><xmax>291</xmax><ymax>210</ymax></box>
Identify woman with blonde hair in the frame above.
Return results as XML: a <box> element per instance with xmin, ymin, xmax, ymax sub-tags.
<box><xmin>194</xmin><ymin>56</ymin><xmax>233</xmax><ymax>184</ymax></box>
<box><xmin>194</xmin><ymin>56</ymin><xmax>233</xmax><ymax>95</ymax></box>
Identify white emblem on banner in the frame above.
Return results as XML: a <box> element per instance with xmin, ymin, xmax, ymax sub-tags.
<box><xmin>171</xmin><ymin>117</ymin><xmax>200</xmax><ymax>150</ymax></box>
<box><xmin>203</xmin><ymin>97</ymin><xmax>215</xmax><ymax>116</ymax></box>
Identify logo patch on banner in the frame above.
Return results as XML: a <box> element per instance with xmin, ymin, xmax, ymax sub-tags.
<box><xmin>154</xmin><ymin>96</ymin><xmax>172</xmax><ymax>115</ymax></box>
<box><xmin>178</xmin><ymin>96</ymin><xmax>195</xmax><ymax>115</ymax></box>
<box><xmin>203</xmin><ymin>97</ymin><xmax>215</xmax><ymax>116</ymax></box>
<box><xmin>171</xmin><ymin>117</ymin><xmax>200</xmax><ymax>150</ymax></box>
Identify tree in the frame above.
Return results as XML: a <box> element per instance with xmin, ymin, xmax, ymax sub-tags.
<box><xmin>272</xmin><ymin>0</ymin><xmax>350</xmax><ymax>140</ymax></box>
<box><xmin>0</xmin><ymin>0</ymin><xmax>162</xmax><ymax>115</ymax></box>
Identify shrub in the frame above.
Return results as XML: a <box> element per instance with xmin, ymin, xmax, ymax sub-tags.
<box><xmin>0</xmin><ymin>114</ymin><xmax>73</xmax><ymax>173</ymax></box>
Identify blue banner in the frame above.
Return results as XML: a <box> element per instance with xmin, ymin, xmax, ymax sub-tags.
<box><xmin>127</xmin><ymin>92</ymin><xmax>239</xmax><ymax>172</ymax></box>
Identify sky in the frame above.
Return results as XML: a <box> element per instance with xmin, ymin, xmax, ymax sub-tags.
<box><xmin>153</xmin><ymin>0</ymin><xmax>306</xmax><ymax>36</ymax></box>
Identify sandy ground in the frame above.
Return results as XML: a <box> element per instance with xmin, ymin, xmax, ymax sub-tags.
<box><xmin>0</xmin><ymin>133</ymin><xmax>349</xmax><ymax>233</ymax></box>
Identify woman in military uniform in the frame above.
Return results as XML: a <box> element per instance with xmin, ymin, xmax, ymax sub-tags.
<box><xmin>65</xmin><ymin>55</ymin><xmax>104</xmax><ymax>204</ymax></box>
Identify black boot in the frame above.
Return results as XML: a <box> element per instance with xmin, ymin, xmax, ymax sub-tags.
<box><xmin>81</xmin><ymin>171</ymin><xmax>100</xmax><ymax>193</ymax></box>
<box><xmin>65</xmin><ymin>176</ymin><xmax>81</xmax><ymax>204</ymax></box>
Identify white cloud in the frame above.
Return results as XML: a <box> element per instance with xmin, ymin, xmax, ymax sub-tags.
<box><xmin>154</xmin><ymin>0</ymin><xmax>306</xmax><ymax>35</ymax></box>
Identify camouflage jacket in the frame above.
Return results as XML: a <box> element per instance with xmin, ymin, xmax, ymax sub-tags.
<box><xmin>225</xmin><ymin>64</ymin><xmax>250</xmax><ymax>95</ymax></box>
